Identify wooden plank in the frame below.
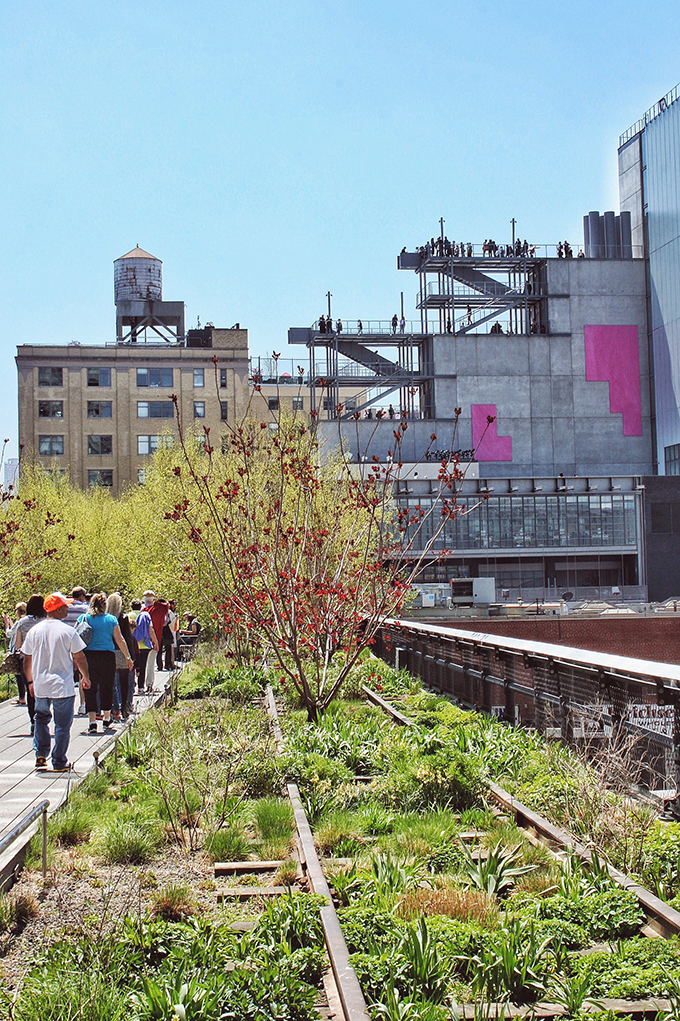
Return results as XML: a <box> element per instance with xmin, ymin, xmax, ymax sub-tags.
<box><xmin>217</xmin><ymin>886</ymin><xmax>289</xmax><ymax>899</ymax></box>
<box><xmin>214</xmin><ymin>860</ymin><xmax>284</xmax><ymax>875</ymax></box>
<box><xmin>361</xmin><ymin>686</ymin><xmax>413</xmax><ymax>726</ymax></box>
<box><xmin>462</xmin><ymin>999</ymin><xmax>671</xmax><ymax>1020</ymax></box>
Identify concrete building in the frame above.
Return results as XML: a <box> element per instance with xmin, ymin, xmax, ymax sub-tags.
<box><xmin>289</xmin><ymin>240</ymin><xmax>659</xmax><ymax>600</ymax></box>
<box><xmin>16</xmin><ymin>249</ymin><xmax>249</xmax><ymax>495</ymax></box>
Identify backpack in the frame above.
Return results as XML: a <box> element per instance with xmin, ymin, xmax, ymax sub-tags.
<box><xmin>133</xmin><ymin>610</ymin><xmax>151</xmax><ymax>646</ymax></box>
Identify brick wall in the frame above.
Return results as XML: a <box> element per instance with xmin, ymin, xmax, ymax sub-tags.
<box><xmin>426</xmin><ymin>616</ymin><xmax>680</xmax><ymax>664</ymax></box>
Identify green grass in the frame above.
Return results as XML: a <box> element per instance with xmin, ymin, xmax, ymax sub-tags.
<box><xmin>205</xmin><ymin>824</ymin><xmax>250</xmax><ymax>863</ymax></box>
<box><xmin>101</xmin><ymin>815</ymin><xmax>163</xmax><ymax>865</ymax></box>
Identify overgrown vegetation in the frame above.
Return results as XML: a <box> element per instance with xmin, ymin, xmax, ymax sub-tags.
<box><xmin>2</xmin><ymin>652</ymin><xmax>678</xmax><ymax>1019</ymax></box>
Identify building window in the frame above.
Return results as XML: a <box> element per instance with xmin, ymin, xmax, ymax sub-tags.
<box><xmin>87</xmin><ymin>435</ymin><xmax>113</xmax><ymax>455</ymax></box>
<box><xmin>323</xmin><ymin>397</ymin><xmax>333</xmax><ymax>411</ymax></box>
<box><xmin>220</xmin><ymin>368</ymin><xmax>228</xmax><ymax>388</ymax></box>
<box><xmin>292</xmin><ymin>397</ymin><xmax>304</xmax><ymax>411</ymax></box>
<box><xmin>38</xmin><ymin>401</ymin><xmax>63</xmax><ymax>418</ymax></box>
<box><xmin>136</xmin><ymin>368</ymin><xmax>173</xmax><ymax>388</ymax></box>
<box><xmin>138</xmin><ymin>435</ymin><xmax>173</xmax><ymax>455</ymax></box>
<box><xmin>194</xmin><ymin>401</ymin><xmax>206</xmax><ymax>418</ymax></box>
<box><xmin>88</xmin><ymin>470</ymin><xmax>113</xmax><ymax>488</ymax></box>
<box><xmin>268</xmin><ymin>397</ymin><xmax>279</xmax><ymax>411</ymax></box>
<box><xmin>87</xmin><ymin>401</ymin><xmax>112</xmax><ymax>418</ymax></box>
<box><xmin>137</xmin><ymin>401</ymin><xmax>174</xmax><ymax>418</ymax></box>
<box><xmin>193</xmin><ymin>368</ymin><xmax>205</xmax><ymax>388</ymax></box>
<box><xmin>220</xmin><ymin>401</ymin><xmax>228</xmax><ymax>421</ymax></box>
<box><xmin>38</xmin><ymin>435</ymin><xmax>64</xmax><ymax>456</ymax></box>
<box><xmin>38</xmin><ymin>367</ymin><xmax>63</xmax><ymax>387</ymax></box>
<box><xmin>87</xmin><ymin>368</ymin><xmax>111</xmax><ymax>387</ymax></box>
<box><xmin>665</xmin><ymin>443</ymin><xmax>680</xmax><ymax>475</ymax></box>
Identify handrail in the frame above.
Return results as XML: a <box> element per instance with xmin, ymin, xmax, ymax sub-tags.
<box><xmin>0</xmin><ymin>800</ymin><xmax>49</xmax><ymax>882</ymax></box>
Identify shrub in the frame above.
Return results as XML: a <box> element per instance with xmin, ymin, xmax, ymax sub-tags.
<box><xmin>372</xmin><ymin>750</ymin><xmax>481</xmax><ymax>812</ymax></box>
<box><xmin>205</xmin><ymin>825</ymin><xmax>249</xmax><ymax>863</ymax></box>
<box><xmin>572</xmin><ymin>936</ymin><xmax>680</xmax><ymax>999</ymax></box>
<box><xmin>540</xmin><ymin>888</ymin><xmax>644</xmax><ymax>941</ymax></box>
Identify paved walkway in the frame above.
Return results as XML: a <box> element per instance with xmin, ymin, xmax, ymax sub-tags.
<box><xmin>0</xmin><ymin>673</ymin><xmax>172</xmax><ymax>846</ymax></box>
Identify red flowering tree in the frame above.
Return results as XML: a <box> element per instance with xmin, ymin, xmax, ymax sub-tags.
<box><xmin>165</xmin><ymin>361</ymin><xmax>489</xmax><ymax>720</ymax></box>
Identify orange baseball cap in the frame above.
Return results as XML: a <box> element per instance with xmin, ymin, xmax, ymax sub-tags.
<box><xmin>44</xmin><ymin>592</ymin><xmax>69</xmax><ymax>613</ymax></box>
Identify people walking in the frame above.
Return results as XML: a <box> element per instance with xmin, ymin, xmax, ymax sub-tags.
<box><xmin>357</xmin><ymin>319</ymin><xmax>363</xmax><ymax>335</ymax></box>
<box><xmin>80</xmin><ymin>593</ymin><xmax>133</xmax><ymax>734</ymax></box>
<box><xmin>177</xmin><ymin>611</ymin><xmax>201</xmax><ymax>660</ymax></box>
<box><xmin>14</xmin><ymin>594</ymin><xmax>47</xmax><ymax>736</ymax></box>
<box><xmin>22</xmin><ymin>592</ymin><xmax>90</xmax><ymax>771</ymax></box>
<box><xmin>132</xmin><ymin>597</ymin><xmax>158</xmax><ymax>693</ymax></box>
<box><xmin>65</xmin><ymin>587</ymin><xmax>90</xmax><ymax>715</ymax></box>
<box><xmin>4</xmin><ymin>602</ymin><xmax>27</xmax><ymax>705</ymax></box>
<box><xmin>106</xmin><ymin>593</ymin><xmax>135</xmax><ymax>720</ymax></box>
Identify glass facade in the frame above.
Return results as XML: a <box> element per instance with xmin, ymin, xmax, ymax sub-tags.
<box><xmin>405</xmin><ymin>492</ymin><xmax>639</xmax><ymax>552</ymax></box>
<box><xmin>665</xmin><ymin>443</ymin><xmax>680</xmax><ymax>475</ymax></box>
<box><xmin>641</xmin><ymin>101</ymin><xmax>680</xmax><ymax>469</ymax></box>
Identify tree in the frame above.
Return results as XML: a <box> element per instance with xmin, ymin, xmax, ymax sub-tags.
<box><xmin>165</xmin><ymin>358</ymin><xmax>488</xmax><ymax>720</ymax></box>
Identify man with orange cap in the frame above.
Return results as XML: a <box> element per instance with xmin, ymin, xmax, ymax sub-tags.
<box><xmin>22</xmin><ymin>592</ymin><xmax>90</xmax><ymax>772</ymax></box>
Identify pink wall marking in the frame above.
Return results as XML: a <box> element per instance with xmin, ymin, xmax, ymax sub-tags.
<box><xmin>471</xmin><ymin>404</ymin><xmax>512</xmax><ymax>461</ymax></box>
<box><xmin>584</xmin><ymin>325</ymin><xmax>642</xmax><ymax>436</ymax></box>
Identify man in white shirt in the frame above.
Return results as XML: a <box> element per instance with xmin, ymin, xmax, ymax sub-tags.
<box><xmin>22</xmin><ymin>592</ymin><xmax>91</xmax><ymax>772</ymax></box>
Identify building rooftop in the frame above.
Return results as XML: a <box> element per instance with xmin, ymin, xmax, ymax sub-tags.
<box><xmin>116</xmin><ymin>246</ymin><xmax>161</xmax><ymax>262</ymax></box>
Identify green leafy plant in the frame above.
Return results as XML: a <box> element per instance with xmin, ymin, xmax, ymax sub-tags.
<box><xmin>466</xmin><ymin>918</ymin><xmax>550</xmax><ymax>1004</ymax></box>
<box><xmin>463</xmin><ymin>843</ymin><xmax>537</xmax><ymax>898</ymax></box>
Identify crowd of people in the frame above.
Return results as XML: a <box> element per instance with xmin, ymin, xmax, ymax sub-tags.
<box><xmin>3</xmin><ymin>588</ymin><xmax>202</xmax><ymax>772</ymax></box>
<box><xmin>410</xmin><ymin>237</ymin><xmax>581</xmax><ymax>260</ymax></box>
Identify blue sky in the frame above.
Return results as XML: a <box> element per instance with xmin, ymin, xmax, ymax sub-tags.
<box><xmin>1</xmin><ymin>0</ymin><xmax>679</xmax><ymax>457</ymax></box>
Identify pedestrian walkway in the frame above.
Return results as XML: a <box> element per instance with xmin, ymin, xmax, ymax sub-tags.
<box><xmin>0</xmin><ymin>673</ymin><xmax>173</xmax><ymax>846</ymax></box>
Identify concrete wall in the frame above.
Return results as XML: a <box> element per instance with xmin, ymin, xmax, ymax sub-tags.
<box><xmin>618</xmin><ymin>134</ymin><xmax>645</xmax><ymax>256</ymax></box>
<box><xmin>332</xmin><ymin>259</ymin><xmax>652</xmax><ymax>479</ymax></box>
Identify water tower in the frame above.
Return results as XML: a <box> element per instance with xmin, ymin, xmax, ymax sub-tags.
<box><xmin>114</xmin><ymin>246</ymin><xmax>185</xmax><ymax>343</ymax></box>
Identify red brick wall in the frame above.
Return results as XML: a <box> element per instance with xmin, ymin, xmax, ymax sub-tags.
<box><xmin>425</xmin><ymin>616</ymin><xmax>680</xmax><ymax>665</ymax></box>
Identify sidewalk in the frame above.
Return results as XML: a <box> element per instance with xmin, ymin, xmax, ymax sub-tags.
<box><xmin>0</xmin><ymin>673</ymin><xmax>172</xmax><ymax>845</ymax></box>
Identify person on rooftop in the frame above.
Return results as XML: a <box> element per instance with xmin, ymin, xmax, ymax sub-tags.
<box><xmin>391</xmin><ymin>314</ymin><xmax>398</xmax><ymax>334</ymax></box>
<box><xmin>357</xmin><ymin>319</ymin><xmax>363</xmax><ymax>335</ymax></box>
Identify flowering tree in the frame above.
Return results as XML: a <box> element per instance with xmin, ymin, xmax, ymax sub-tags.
<box><xmin>165</xmin><ymin>358</ymin><xmax>489</xmax><ymax>720</ymax></box>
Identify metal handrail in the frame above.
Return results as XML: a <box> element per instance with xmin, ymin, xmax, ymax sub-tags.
<box><xmin>0</xmin><ymin>800</ymin><xmax>49</xmax><ymax>881</ymax></box>
<box><xmin>620</xmin><ymin>82</ymin><xmax>680</xmax><ymax>147</ymax></box>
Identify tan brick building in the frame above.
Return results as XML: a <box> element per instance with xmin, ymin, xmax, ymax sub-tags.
<box><xmin>16</xmin><ymin>328</ymin><xmax>249</xmax><ymax>495</ymax></box>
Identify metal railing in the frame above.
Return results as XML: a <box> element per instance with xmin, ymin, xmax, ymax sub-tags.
<box><xmin>0</xmin><ymin>800</ymin><xmax>49</xmax><ymax>884</ymax></box>
<box><xmin>311</xmin><ymin>319</ymin><xmax>423</xmax><ymax>336</ymax></box>
<box><xmin>375</xmin><ymin>618</ymin><xmax>680</xmax><ymax>809</ymax></box>
<box><xmin>411</xmin><ymin>243</ymin><xmax>643</xmax><ymax>260</ymax></box>
<box><xmin>620</xmin><ymin>82</ymin><xmax>680</xmax><ymax>147</ymax></box>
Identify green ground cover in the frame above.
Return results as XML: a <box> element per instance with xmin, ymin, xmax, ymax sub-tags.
<box><xmin>270</xmin><ymin>655</ymin><xmax>680</xmax><ymax>1017</ymax></box>
<box><xmin>0</xmin><ymin>694</ymin><xmax>327</xmax><ymax>1021</ymax></box>
<box><xmin>3</xmin><ymin>651</ymin><xmax>680</xmax><ymax>1020</ymax></box>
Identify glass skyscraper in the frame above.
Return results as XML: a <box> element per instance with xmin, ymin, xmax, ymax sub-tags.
<box><xmin>619</xmin><ymin>84</ymin><xmax>680</xmax><ymax>474</ymax></box>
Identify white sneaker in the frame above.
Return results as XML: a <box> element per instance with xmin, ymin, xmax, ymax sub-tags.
<box><xmin>77</xmin><ymin>704</ymin><xmax>87</xmax><ymax>716</ymax></box>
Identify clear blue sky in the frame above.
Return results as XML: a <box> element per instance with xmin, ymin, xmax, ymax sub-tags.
<box><xmin>1</xmin><ymin>0</ymin><xmax>679</xmax><ymax>457</ymax></box>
